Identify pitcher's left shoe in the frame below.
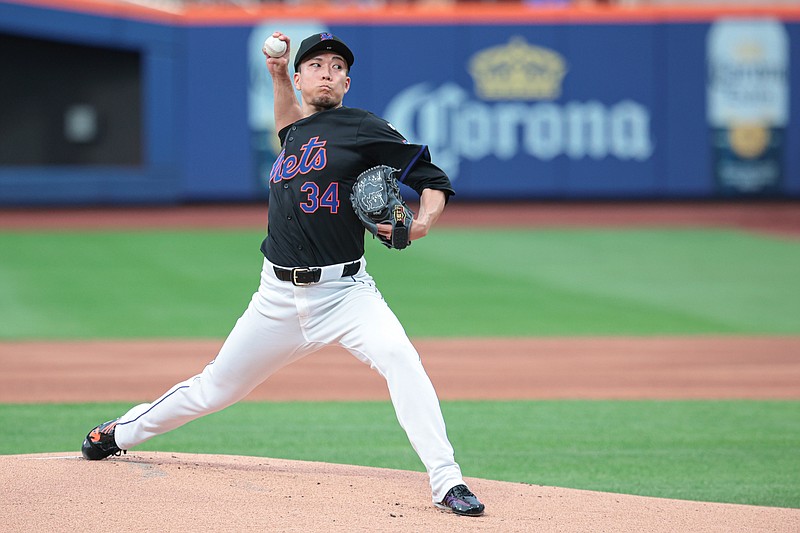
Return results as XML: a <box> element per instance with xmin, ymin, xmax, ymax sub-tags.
<box><xmin>435</xmin><ymin>484</ymin><xmax>485</xmax><ymax>516</ymax></box>
<box><xmin>81</xmin><ymin>418</ymin><xmax>125</xmax><ymax>460</ymax></box>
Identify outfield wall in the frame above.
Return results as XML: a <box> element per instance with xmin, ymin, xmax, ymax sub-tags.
<box><xmin>1</xmin><ymin>1</ymin><xmax>798</xmax><ymax>204</ymax></box>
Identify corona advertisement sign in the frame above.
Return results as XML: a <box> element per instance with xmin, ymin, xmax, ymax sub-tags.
<box><xmin>384</xmin><ymin>36</ymin><xmax>654</xmax><ymax>187</ymax></box>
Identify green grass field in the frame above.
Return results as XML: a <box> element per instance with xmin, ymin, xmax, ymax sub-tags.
<box><xmin>1</xmin><ymin>227</ymin><xmax>798</xmax><ymax>338</ymax></box>
<box><xmin>1</xmin><ymin>226</ymin><xmax>799</xmax><ymax>508</ymax></box>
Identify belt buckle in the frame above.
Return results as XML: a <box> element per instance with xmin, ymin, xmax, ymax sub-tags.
<box><xmin>291</xmin><ymin>267</ymin><xmax>316</xmax><ymax>286</ymax></box>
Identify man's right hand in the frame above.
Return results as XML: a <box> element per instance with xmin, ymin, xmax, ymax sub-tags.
<box><xmin>264</xmin><ymin>32</ymin><xmax>291</xmax><ymax>78</ymax></box>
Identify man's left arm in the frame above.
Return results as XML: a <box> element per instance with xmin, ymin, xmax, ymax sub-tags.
<box><xmin>377</xmin><ymin>188</ymin><xmax>446</xmax><ymax>242</ymax></box>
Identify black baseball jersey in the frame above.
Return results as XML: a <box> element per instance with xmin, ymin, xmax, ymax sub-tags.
<box><xmin>261</xmin><ymin>107</ymin><xmax>455</xmax><ymax>267</ymax></box>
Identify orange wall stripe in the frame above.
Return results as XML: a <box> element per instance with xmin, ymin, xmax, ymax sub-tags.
<box><xmin>5</xmin><ymin>0</ymin><xmax>800</xmax><ymax>26</ymax></box>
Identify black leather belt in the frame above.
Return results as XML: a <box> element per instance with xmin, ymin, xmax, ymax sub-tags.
<box><xmin>273</xmin><ymin>261</ymin><xmax>360</xmax><ymax>286</ymax></box>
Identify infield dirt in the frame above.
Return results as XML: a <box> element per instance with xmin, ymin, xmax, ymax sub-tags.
<box><xmin>3</xmin><ymin>451</ymin><xmax>799</xmax><ymax>532</ymax></box>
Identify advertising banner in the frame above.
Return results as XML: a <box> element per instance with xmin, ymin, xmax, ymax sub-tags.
<box><xmin>707</xmin><ymin>18</ymin><xmax>790</xmax><ymax>196</ymax></box>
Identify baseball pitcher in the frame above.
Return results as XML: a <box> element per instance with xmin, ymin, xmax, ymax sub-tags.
<box><xmin>81</xmin><ymin>31</ymin><xmax>484</xmax><ymax>517</ymax></box>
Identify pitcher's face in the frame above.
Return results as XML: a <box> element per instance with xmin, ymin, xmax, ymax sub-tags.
<box><xmin>295</xmin><ymin>52</ymin><xmax>350</xmax><ymax>111</ymax></box>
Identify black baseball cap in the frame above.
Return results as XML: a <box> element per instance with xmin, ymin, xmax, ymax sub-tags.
<box><xmin>294</xmin><ymin>32</ymin><xmax>355</xmax><ymax>72</ymax></box>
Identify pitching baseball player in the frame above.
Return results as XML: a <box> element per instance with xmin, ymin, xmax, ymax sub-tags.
<box><xmin>81</xmin><ymin>31</ymin><xmax>484</xmax><ymax>517</ymax></box>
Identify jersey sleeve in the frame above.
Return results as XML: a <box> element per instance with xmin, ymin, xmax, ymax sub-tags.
<box><xmin>356</xmin><ymin>112</ymin><xmax>455</xmax><ymax>199</ymax></box>
<box><xmin>277</xmin><ymin>124</ymin><xmax>290</xmax><ymax>145</ymax></box>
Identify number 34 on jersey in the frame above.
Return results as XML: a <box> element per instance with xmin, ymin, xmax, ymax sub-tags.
<box><xmin>269</xmin><ymin>136</ymin><xmax>340</xmax><ymax>214</ymax></box>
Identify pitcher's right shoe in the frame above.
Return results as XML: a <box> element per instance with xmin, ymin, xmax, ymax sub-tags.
<box><xmin>435</xmin><ymin>484</ymin><xmax>485</xmax><ymax>516</ymax></box>
<box><xmin>81</xmin><ymin>419</ymin><xmax>125</xmax><ymax>460</ymax></box>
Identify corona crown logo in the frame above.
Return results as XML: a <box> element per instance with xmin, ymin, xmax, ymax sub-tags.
<box><xmin>468</xmin><ymin>37</ymin><xmax>567</xmax><ymax>100</ymax></box>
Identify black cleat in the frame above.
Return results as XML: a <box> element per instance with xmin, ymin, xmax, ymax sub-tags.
<box><xmin>435</xmin><ymin>484</ymin><xmax>485</xmax><ymax>516</ymax></box>
<box><xmin>81</xmin><ymin>419</ymin><xmax>125</xmax><ymax>460</ymax></box>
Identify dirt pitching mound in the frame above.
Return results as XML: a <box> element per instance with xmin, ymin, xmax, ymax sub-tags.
<box><xmin>3</xmin><ymin>452</ymin><xmax>798</xmax><ymax>532</ymax></box>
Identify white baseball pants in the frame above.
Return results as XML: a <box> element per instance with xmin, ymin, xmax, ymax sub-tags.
<box><xmin>113</xmin><ymin>257</ymin><xmax>464</xmax><ymax>502</ymax></box>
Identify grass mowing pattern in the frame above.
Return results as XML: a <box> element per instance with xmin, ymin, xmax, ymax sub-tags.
<box><xmin>1</xmin><ymin>400</ymin><xmax>798</xmax><ymax>508</ymax></box>
<box><xmin>0</xmin><ymin>230</ymin><xmax>262</xmax><ymax>339</ymax></box>
<box><xmin>1</xmin><ymin>228</ymin><xmax>799</xmax><ymax>338</ymax></box>
<box><xmin>1</xmin><ymin>226</ymin><xmax>798</xmax><ymax>508</ymax></box>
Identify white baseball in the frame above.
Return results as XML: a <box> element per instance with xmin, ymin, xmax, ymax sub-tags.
<box><xmin>263</xmin><ymin>36</ymin><xmax>287</xmax><ymax>58</ymax></box>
